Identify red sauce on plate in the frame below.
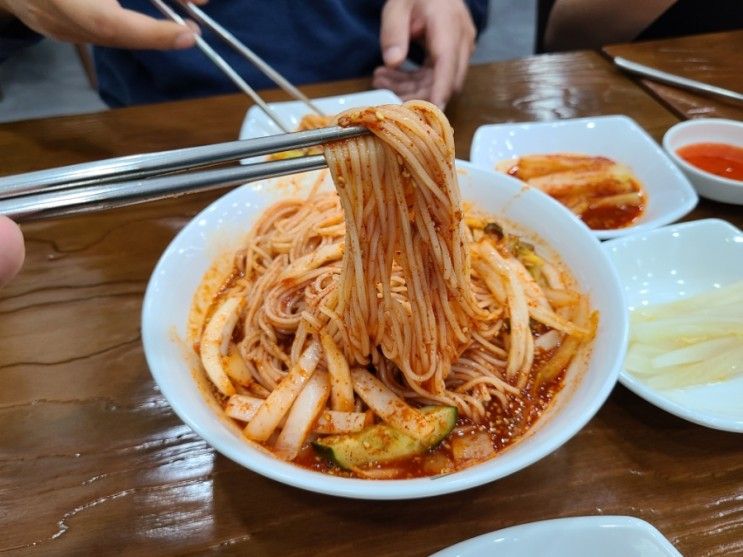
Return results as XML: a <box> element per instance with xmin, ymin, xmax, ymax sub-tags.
<box><xmin>676</xmin><ymin>142</ymin><xmax>743</xmax><ymax>182</ymax></box>
<box><xmin>581</xmin><ymin>200</ymin><xmax>645</xmax><ymax>231</ymax></box>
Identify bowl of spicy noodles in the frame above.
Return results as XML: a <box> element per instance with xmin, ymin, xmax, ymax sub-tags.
<box><xmin>142</xmin><ymin>102</ymin><xmax>627</xmax><ymax>499</ymax></box>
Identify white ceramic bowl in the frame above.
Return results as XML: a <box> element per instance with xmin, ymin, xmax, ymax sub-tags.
<box><xmin>603</xmin><ymin>218</ymin><xmax>743</xmax><ymax>432</ymax></box>
<box><xmin>470</xmin><ymin>116</ymin><xmax>698</xmax><ymax>239</ymax></box>
<box><xmin>663</xmin><ymin>119</ymin><xmax>743</xmax><ymax>205</ymax></box>
<box><xmin>142</xmin><ymin>163</ymin><xmax>627</xmax><ymax>499</ymax></box>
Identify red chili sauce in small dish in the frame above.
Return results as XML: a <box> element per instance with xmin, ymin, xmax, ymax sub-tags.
<box><xmin>676</xmin><ymin>142</ymin><xmax>743</xmax><ymax>182</ymax></box>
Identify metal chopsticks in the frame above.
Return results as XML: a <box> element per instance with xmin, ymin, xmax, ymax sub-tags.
<box><xmin>0</xmin><ymin>155</ymin><xmax>327</xmax><ymax>222</ymax></box>
<box><xmin>0</xmin><ymin>1</ymin><xmax>359</xmax><ymax>221</ymax></box>
<box><xmin>150</xmin><ymin>0</ymin><xmax>291</xmax><ymax>131</ymax></box>
<box><xmin>152</xmin><ymin>0</ymin><xmax>326</xmax><ymax>130</ymax></box>
<box><xmin>613</xmin><ymin>56</ymin><xmax>743</xmax><ymax>103</ymax></box>
<box><xmin>0</xmin><ymin>125</ymin><xmax>365</xmax><ymax>199</ymax></box>
<box><xmin>178</xmin><ymin>1</ymin><xmax>324</xmax><ymax>116</ymax></box>
<box><xmin>0</xmin><ymin>125</ymin><xmax>367</xmax><ymax>222</ymax></box>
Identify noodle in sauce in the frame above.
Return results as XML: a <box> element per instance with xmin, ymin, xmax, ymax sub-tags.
<box><xmin>192</xmin><ymin>102</ymin><xmax>597</xmax><ymax>479</ymax></box>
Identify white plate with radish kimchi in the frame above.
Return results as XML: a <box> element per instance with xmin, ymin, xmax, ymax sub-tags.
<box><xmin>604</xmin><ymin>219</ymin><xmax>743</xmax><ymax>432</ymax></box>
<box><xmin>142</xmin><ymin>103</ymin><xmax>626</xmax><ymax>499</ymax></box>
<box><xmin>470</xmin><ymin>116</ymin><xmax>698</xmax><ymax>239</ymax></box>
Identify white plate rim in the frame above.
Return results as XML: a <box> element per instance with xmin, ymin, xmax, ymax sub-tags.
<box><xmin>429</xmin><ymin>515</ymin><xmax>681</xmax><ymax>557</ymax></box>
<box><xmin>469</xmin><ymin>115</ymin><xmax>699</xmax><ymax>240</ymax></box>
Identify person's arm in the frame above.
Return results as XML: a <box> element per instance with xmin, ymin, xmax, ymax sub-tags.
<box><xmin>0</xmin><ymin>0</ymin><xmax>207</xmax><ymax>51</ymax></box>
<box><xmin>0</xmin><ymin>216</ymin><xmax>24</xmax><ymax>288</ymax></box>
<box><xmin>372</xmin><ymin>0</ymin><xmax>483</xmax><ymax>107</ymax></box>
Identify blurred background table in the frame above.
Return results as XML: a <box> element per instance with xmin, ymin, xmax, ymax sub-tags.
<box><xmin>0</xmin><ymin>49</ymin><xmax>741</xmax><ymax>556</ymax></box>
<box><xmin>603</xmin><ymin>30</ymin><xmax>743</xmax><ymax>121</ymax></box>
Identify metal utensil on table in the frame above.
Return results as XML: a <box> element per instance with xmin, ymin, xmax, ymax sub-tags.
<box><xmin>0</xmin><ymin>125</ymin><xmax>367</xmax><ymax>221</ymax></box>
<box><xmin>613</xmin><ymin>56</ymin><xmax>743</xmax><ymax>103</ymax></box>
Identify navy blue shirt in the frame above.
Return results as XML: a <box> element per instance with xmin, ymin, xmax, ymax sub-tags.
<box><xmin>0</xmin><ymin>1</ymin><xmax>485</xmax><ymax>107</ymax></box>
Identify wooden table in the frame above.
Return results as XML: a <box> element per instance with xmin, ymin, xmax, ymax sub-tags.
<box><xmin>603</xmin><ymin>30</ymin><xmax>743</xmax><ymax>121</ymax></box>
<box><xmin>1</xmin><ymin>50</ymin><xmax>741</xmax><ymax>556</ymax></box>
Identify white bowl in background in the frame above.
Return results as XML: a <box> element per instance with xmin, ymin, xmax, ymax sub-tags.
<box><xmin>142</xmin><ymin>162</ymin><xmax>627</xmax><ymax>499</ymax></box>
<box><xmin>662</xmin><ymin>118</ymin><xmax>743</xmax><ymax>205</ymax></box>
<box><xmin>430</xmin><ymin>516</ymin><xmax>681</xmax><ymax>557</ymax></box>
<box><xmin>603</xmin><ymin>218</ymin><xmax>743</xmax><ymax>432</ymax></box>
<box><xmin>470</xmin><ymin>116</ymin><xmax>698</xmax><ymax>239</ymax></box>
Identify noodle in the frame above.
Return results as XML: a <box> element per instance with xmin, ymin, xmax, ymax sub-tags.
<box><xmin>194</xmin><ymin>102</ymin><xmax>597</xmax><ymax>477</ymax></box>
<box><xmin>325</xmin><ymin>102</ymin><xmax>481</xmax><ymax>400</ymax></box>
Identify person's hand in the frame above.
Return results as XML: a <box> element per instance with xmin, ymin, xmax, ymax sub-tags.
<box><xmin>373</xmin><ymin>0</ymin><xmax>477</xmax><ymax>107</ymax></box>
<box><xmin>0</xmin><ymin>216</ymin><xmax>24</xmax><ymax>288</ymax></box>
<box><xmin>0</xmin><ymin>0</ymin><xmax>207</xmax><ymax>50</ymax></box>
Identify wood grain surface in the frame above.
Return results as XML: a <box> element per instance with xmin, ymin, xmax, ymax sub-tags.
<box><xmin>1</xmin><ymin>51</ymin><xmax>741</xmax><ymax>556</ymax></box>
<box><xmin>603</xmin><ymin>30</ymin><xmax>743</xmax><ymax>121</ymax></box>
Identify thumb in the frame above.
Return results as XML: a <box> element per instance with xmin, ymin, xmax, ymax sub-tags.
<box><xmin>380</xmin><ymin>0</ymin><xmax>413</xmax><ymax>67</ymax></box>
<box><xmin>0</xmin><ymin>216</ymin><xmax>24</xmax><ymax>288</ymax></box>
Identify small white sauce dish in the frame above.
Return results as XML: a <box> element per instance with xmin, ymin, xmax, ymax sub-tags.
<box><xmin>470</xmin><ymin>116</ymin><xmax>698</xmax><ymax>239</ymax></box>
<box><xmin>663</xmin><ymin>118</ymin><xmax>743</xmax><ymax>205</ymax></box>
<box><xmin>430</xmin><ymin>516</ymin><xmax>681</xmax><ymax>557</ymax></box>
<box><xmin>603</xmin><ymin>218</ymin><xmax>743</xmax><ymax>432</ymax></box>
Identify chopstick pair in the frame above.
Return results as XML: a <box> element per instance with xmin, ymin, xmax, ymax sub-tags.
<box><xmin>0</xmin><ymin>125</ymin><xmax>367</xmax><ymax>221</ymax></box>
<box><xmin>0</xmin><ymin>1</ymin><xmax>359</xmax><ymax>221</ymax></box>
<box><xmin>150</xmin><ymin>0</ymin><xmax>324</xmax><ymax>131</ymax></box>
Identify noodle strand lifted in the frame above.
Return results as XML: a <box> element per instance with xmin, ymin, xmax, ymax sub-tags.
<box><xmin>325</xmin><ymin>101</ymin><xmax>482</xmax><ymax>401</ymax></box>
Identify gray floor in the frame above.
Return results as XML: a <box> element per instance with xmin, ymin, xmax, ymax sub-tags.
<box><xmin>0</xmin><ymin>0</ymin><xmax>535</xmax><ymax>123</ymax></box>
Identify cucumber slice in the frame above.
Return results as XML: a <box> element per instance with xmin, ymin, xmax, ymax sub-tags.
<box><xmin>312</xmin><ymin>406</ymin><xmax>457</xmax><ymax>470</ymax></box>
